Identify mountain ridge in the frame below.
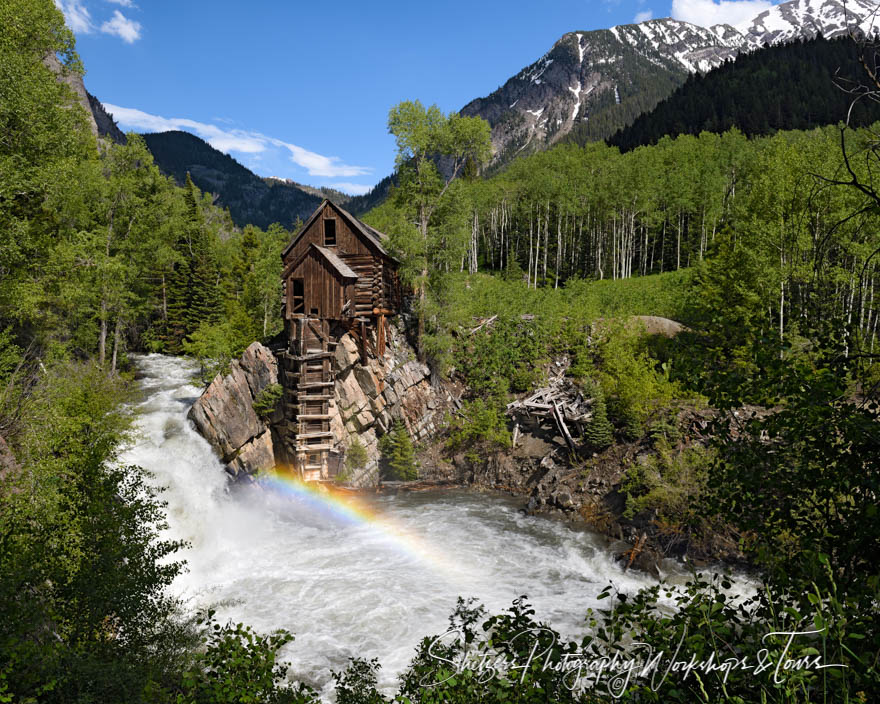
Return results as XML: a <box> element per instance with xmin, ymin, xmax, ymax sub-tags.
<box><xmin>462</xmin><ymin>0</ymin><xmax>880</xmax><ymax>168</ymax></box>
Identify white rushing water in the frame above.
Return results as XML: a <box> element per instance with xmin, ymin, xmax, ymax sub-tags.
<box><xmin>120</xmin><ymin>354</ymin><xmax>674</xmax><ymax>698</ymax></box>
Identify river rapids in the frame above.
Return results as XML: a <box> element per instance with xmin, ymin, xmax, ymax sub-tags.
<box><xmin>120</xmin><ymin>354</ymin><xmax>681</xmax><ymax>698</ymax></box>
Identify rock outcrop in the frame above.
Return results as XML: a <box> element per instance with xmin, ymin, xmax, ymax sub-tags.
<box><xmin>187</xmin><ymin>342</ymin><xmax>280</xmax><ymax>479</ymax></box>
<box><xmin>188</xmin><ymin>322</ymin><xmax>454</xmax><ymax>487</ymax></box>
<box><xmin>43</xmin><ymin>53</ymin><xmax>126</xmax><ymax>145</ymax></box>
<box><xmin>328</xmin><ymin>321</ymin><xmax>454</xmax><ymax>487</ymax></box>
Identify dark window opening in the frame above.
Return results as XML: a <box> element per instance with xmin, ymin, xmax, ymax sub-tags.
<box><xmin>292</xmin><ymin>279</ymin><xmax>305</xmax><ymax>314</ymax></box>
<box><xmin>310</xmin><ymin>307</ymin><xmax>319</xmax><ymax>316</ymax></box>
<box><xmin>324</xmin><ymin>219</ymin><xmax>337</xmax><ymax>246</ymax></box>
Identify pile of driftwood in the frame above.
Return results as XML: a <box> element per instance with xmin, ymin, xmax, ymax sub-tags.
<box><xmin>506</xmin><ymin>372</ymin><xmax>594</xmax><ymax>451</ymax></box>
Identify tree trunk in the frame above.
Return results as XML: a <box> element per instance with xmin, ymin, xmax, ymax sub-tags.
<box><xmin>111</xmin><ymin>316</ymin><xmax>122</xmax><ymax>373</ymax></box>
<box><xmin>98</xmin><ymin>300</ymin><xmax>108</xmax><ymax>367</ymax></box>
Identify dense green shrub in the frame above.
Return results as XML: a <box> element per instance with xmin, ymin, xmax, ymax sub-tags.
<box><xmin>593</xmin><ymin>323</ymin><xmax>682</xmax><ymax>438</ymax></box>
<box><xmin>345</xmin><ymin>436</ymin><xmax>369</xmax><ymax>472</ymax></box>
<box><xmin>621</xmin><ymin>439</ymin><xmax>712</xmax><ymax>526</ymax></box>
<box><xmin>379</xmin><ymin>421</ymin><xmax>418</xmax><ymax>481</ymax></box>
<box><xmin>447</xmin><ymin>396</ymin><xmax>511</xmax><ymax>458</ymax></box>
<box><xmin>178</xmin><ymin>612</ymin><xmax>317</xmax><ymax>704</ymax></box>
<box><xmin>253</xmin><ymin>383</ymin><xmax>283</xmax><ymax>420</ymax></box>
<box><xmin>583</xmin><ymin>394</ymin><xmax>614</xmax><ymax>450</ymax></box>
<box><xmin>331</xmin><ymin>573</ymin><xmax>875</xmax><ymax>703</ymax></box>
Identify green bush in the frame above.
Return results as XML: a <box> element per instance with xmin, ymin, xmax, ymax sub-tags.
<box><xmin>594</xmin><ymin>322</ymin><xmax>681</xmax><ymax>438</ymax></box>
<box><xmin>178</xmin><ymin>611</ymin><xmax>317</xmax><ymax>704</ymax></box>
<box><xmin>447</xmin><ymin>396</ymin><xmax>511</xmax><ymax>455</ymax></box>
<box><xmin>583</xmin><ymin>393</ymin><xmax>614</xmax><ymax>450</ymax></box>
<box><xmin>345</xmin><ymin>435</ymin><xmax>369</xmax><ymax>472</ymax></box>
<box><xmin>253</xmin><ymin>383</ymin><xmax>282</xmax><ymax>420</ymax></box>
<box><xmin>621</xmin><ymin>439</ymin><xmax>712</xmax><ymax>526</ymax></box>
<box><xmin>378</xmin><ymin>421</ymin><xmax>418</xmax><ymax>481</ymax></box>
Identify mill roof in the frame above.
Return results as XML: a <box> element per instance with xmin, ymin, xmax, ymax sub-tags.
<box><xmin>313</xmin><ymin>245</ymin><xmax>358</xmax><ymax>279</ymax></box>
<box><xmin>281</xmin><ymin>199</ymin><xmax>396</xmax><ymax>261</ymax></box>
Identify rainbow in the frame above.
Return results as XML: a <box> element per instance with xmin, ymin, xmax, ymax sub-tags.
<box><xmin>259</xmin><ymin>469</ymin><xmax>462</xmax><ymax>576</ymax></box>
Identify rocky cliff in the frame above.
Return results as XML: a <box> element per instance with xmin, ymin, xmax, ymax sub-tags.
<box><xmin>326</xmin><ymin>321</ymin><xmax>454</xmax><ymax>486</ymax></box>
<box><xmin>187</xmin><ymin>321</ymin><xmax>454</xmax><ymax>487</ymax></box>
<box><xmin>43</xmin><ymin>52</ymin><xmax>126</xmax><ymax>145</ymax></box>
<box><xmin>187</xmin><ymin>342</ymin><xmax>279</xmax><ymax>479</ymax></box>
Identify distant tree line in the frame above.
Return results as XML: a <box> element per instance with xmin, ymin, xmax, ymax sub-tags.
<box><xmin>609</xmin><ymin>34</ymin><xmax>880</xmax><ymax>151</ymax></box>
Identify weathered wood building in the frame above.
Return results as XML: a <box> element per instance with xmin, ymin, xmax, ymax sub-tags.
<box><xmin>278</xmin><ymin>200</ymin><xmax>401</xmax><ymax>481</ymax></box>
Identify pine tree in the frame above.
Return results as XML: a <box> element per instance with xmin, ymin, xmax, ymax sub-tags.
<box><xmin>160</xmin><ymin>174</ymin><xmax>221</xmax><ymax>352</ymax></box>
<box><xmin>584</xmin><ymin>392</ymin><xmax>614</xmax><ymax>450</ymax></box>
<box><xmin>379</xmin><ymin>421</ymin><xmax>418</xmax><ymax>481</ymax></box>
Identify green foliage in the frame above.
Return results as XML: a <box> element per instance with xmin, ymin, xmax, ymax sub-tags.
<box><xmin>333</xmin><ymin>658</ymin><xmax>387</xmax><ymax>704</ymax></box>
<box><xmin>378</xmin><ymin>421</ymin><xmax>418</xmax><ymax>481</ymax></box>
<box><xmin>0</xmin><ymin>362</ymin><xmax>190</xmax><ymax>703</ymax></box>
<box><xmin>454</xmin><ymin>315</ymin><xmax>546</xmax><ymax>395</ymax></box>
<box><xmin>332</xmin><ymin>575</ymin><xmax>877</xmax><ymax>702</ymax></box>
<box><xmin>708</xmin><ymin>350</ymin><xmax>880</xmax><ymax>593</ymax></box>
<box><xmin>582</xmin><ymin>388</ymin><xmax>614</xmax><ymax>450</ymax></box>
<box><xmin>447</xmin><ymin>397</ymin><xmax>511</xmax><ymax>456</ymax></box>
<box><xmin>182</xmin><ymin>310</ymin><xmax>254</xmax><ymax>386</ymax></box>
<box><xmin>621</xmin><ymin>439</ymin><xmax>712</xmax><ymax>526</ymax></box>
<box><xmin>0</xmin><ymin>11</ymin><xmax>313</xmax><ymax>702</ymax></box>
<box><xmin>178</xmin><ymin>612</ymin><xmax>317</xmax><ymax>704</ymax></box>
<box><xmin>593</xmin><ymin>323</ymin><xmax>681</xmax><ymax>438</ymax></box>
<box><xmin>385</xmin><ymin>99</ymin><xmax>492</xmax><ymax>355</ymax></box>
<box><xmin>253</xmin><ymin>383</ymin><xmax>282</xmax><ymax>420</ymax></box>
<box><xmin>345</xmin><ymin>435</ymin><xmax>369</xmax><ymax>472</ymax></box>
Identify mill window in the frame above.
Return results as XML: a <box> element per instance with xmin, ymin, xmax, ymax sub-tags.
<box><xmin>324</xmin><ymin>218</ymin><xmax>337</xmax><ymax>246</ymax></box>
<box><xmin>291</xmin><ymin>279</ymin><xmax>305</xmax><ymax>315</ymax></box>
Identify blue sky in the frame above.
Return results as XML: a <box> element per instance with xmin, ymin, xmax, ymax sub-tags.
<box><xmin>56</xmin><ymin>0</ymin><xmax>779</xmax><ymax>194</ymax></box>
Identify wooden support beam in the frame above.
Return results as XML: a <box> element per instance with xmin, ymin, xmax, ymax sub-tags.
<box><xmin>293</xmin><ymin>351</ymin><xmax>333</xmax><ymax>361</ymax></box>
<box><xmin>295</xmin><ymin>443</ymin><xmax>333</xmax><ymax>452</ymax></box>
<box><xmin>358</xmin><ymin>319</ymin><xmax>367</xmax><ymax>365</ymax></box>
<box><xmin>377</xmin><ymin>313</ymin><xmax>386</xmax><ymax>357</ymax></box>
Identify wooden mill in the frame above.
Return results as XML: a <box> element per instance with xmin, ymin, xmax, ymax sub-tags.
<box><xmin>279</xmin><ymin>200</ymin><xmax>400</xmax><ymax>482</ymax></box>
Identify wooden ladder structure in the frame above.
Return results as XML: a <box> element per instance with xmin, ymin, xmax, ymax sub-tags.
<box><xmin>280</xmin><ymin>317</ymin><xmax>338</xmax><ymax>482</ymax></box>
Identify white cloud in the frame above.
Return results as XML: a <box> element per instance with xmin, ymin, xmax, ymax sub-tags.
<box><xmin>329</xmin><ymin>183</ymin><xmax>373</xmax><ymax>196</ymax></box>
<box><xmin>100</xmin><ymin>10</ymin><xmax>142</xmax><ymax>42</ymax></box>
<box><xmin>671</xmin><ymin>0</ymin><xmax>774</xmax><ymax>28</ymax></box>
<box><xmin>54</xmin><ymin>0</ymin><xmax>94</xmax><ymax>33</ymax></box>
<box><xmin>103</xmin><ymin>104</ymin><xmax>372</xmax><ymax>179</ymax></box>
<box><xmin>107</xmin><ymin>0</ymin><xmax>136</xmax><ymax>6</ymax></box>
<box><xmin>634</xmin><ymin>9</ymin><xmax>653</xmax><ymax>22</ymax></box>
<box><xmin>267</xmin><ymin>138</ymin><xmax>371</xmax><ymax>178</ymax></box>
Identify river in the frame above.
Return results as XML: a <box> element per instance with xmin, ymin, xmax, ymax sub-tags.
<box><xmin>119</xmin><ymin>354</ymin><xmax>678</xmax><ymax>698</ymax></box>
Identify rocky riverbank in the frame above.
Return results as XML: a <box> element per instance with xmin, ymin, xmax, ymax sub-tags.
<box><xmin>418</xmin><ymin>414</ymin><xmax>745</xmax><ymax>574</ymax></box>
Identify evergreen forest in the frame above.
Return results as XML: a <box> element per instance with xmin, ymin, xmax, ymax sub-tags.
<box><xmin>608</xmin><ymin>34</ymin><xmax>880</xmax><ymax>150</ymax></box>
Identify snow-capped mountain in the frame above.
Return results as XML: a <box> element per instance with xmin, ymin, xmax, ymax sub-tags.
<box><xmin>741</xmin><ymin>0</ymin><xmax>878</xmax><ymax>45</ymax></box>
<box><xmin>462</xmin><ymin>0</ymin><xmax>880</xmax><ymax>167</ymax></box>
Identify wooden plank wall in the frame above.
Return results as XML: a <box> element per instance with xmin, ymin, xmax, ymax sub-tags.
<box><xmin>283</xmin><ymin>204</ymin><xmax>373</xmax><ymax>268</ymax></box>
<box><xmin>288</xmin><ymin>250</ymin><xmax>350</xmax><ymax>319</ymax></box>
